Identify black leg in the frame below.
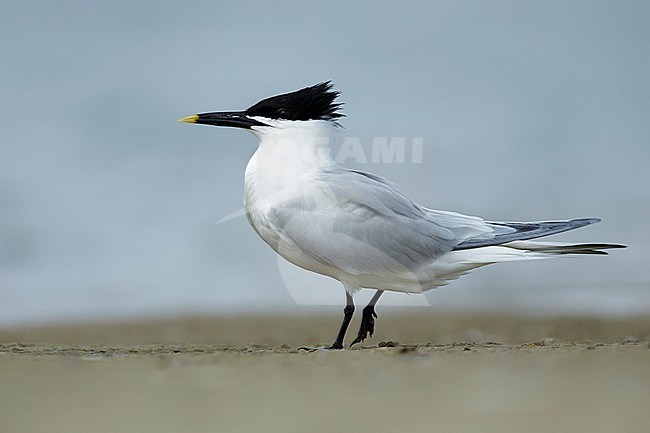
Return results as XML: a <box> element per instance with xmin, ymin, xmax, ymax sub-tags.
<box><xmin>329</xmin><ymin>292</ymin><xmax>355</xmax><ymax>349</ymax></box>
<box><xmin>350</xmin><ymin>290</ymin><xmax>384</xmax><ymax>347</ymax></box>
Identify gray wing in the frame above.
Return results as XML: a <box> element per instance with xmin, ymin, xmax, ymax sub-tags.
<box><xmin>299</xmin><ymin>167</ymin><xmax>493</xmax><ymax>273</ymax></box>
<box><xmin>273</xmin><ymin>167</ymin><xmax>601</xmax><ymax>276</ymax></box>
<box><xmin>313</xmin><ymin>168</ymin><xmax>604</xmax><ymax>255</ymax></box>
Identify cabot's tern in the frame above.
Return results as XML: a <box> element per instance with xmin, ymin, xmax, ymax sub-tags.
<box><xmin>180</xmin><ymin>82</ymin><xmax>625</xmax><ymax>349</ymax></box>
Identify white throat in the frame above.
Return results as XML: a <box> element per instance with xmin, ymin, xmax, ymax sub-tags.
<box><xmin>243</xmin><ymin>119</ymin><xmax>339</xmax><ymax>225</ymax></box>
<box><xmin>246</xmin><ymin>118</ymin><xmax>338</xmax><ymax>193</ymax></box>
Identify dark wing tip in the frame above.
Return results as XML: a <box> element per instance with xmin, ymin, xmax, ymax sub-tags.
<box><xmin>602</xmin><ymin>244</ymin><xmax>627</xmax><ymax>249</ymax></box>
<box><xmin>571</xmin><ymin>218</ymin><xmax>601</xmax><ymax>227</ymax></box>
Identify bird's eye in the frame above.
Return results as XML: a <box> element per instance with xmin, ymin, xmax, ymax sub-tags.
<box><xmin>277</xmin><ymin>109</ymin><xmax>291</xmax><ymax>119</ymax></box>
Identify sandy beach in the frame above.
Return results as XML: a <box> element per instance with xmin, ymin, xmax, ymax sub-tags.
<box><xmin>1</xmin><ymin>312</ymin><xmax>649</xmax><ymax>433</ymax></box>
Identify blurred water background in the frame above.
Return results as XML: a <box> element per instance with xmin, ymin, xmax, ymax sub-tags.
<box><xmin>1</xmin><ymin>1</ymin><xmax>648</xmax><ymax>327</ymax></box>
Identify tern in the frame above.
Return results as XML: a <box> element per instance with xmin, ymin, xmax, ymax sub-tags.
<box><xmin>180</xmin><ymin>82</ymin><xmax>625</xmax><ymax>349</ymax></box>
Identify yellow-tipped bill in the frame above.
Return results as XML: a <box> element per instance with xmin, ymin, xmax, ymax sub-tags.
<box><xmin>177</xmin><ymin>111</ymin><xmax>268</xmax><ymax>129</ymax></box>
<box><xmin>178</xmin><ymin>114</ymin><xmax>199</xmax><ymax>123</ymax></box>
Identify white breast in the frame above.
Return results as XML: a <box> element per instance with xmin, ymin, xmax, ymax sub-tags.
<box><xmin>243</xmin><ymin>120</ymin><xmax>343</xmax><ymax>278</ymax></box>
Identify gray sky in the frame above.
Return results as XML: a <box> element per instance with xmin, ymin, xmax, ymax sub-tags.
<box><xmin>1</xmin><ymin>1</ymin><xmax>649</xmax><ymax>325</ymax></box>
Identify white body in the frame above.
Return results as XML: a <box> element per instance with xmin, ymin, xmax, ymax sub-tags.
<box><xmin>243</xmin><ymin>118</ymin><xmax>574</xmax><ymax>295</ymax></box>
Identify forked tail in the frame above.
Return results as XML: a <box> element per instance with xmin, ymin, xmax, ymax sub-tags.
<box><xmin>502</xmin><ymin>241</ymin><xmax>626</xmax><ymax>256</ymax></box>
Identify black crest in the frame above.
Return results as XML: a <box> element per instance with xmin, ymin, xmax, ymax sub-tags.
<box><xmin>245</xmin><ymin>81</ymin><xmax>344</xmax><ymax>122</ymax></box>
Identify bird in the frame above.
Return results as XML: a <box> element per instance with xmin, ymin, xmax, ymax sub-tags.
<box><xmin>179</xmin><ymin>81</ymin><xmax>626</xmax><ymax>349</ymax></box>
